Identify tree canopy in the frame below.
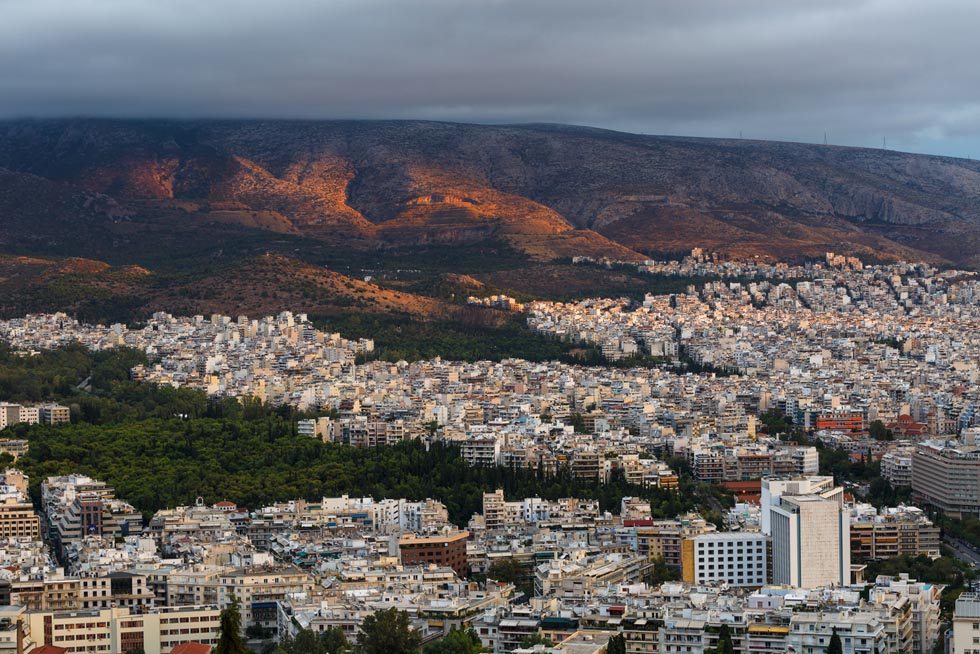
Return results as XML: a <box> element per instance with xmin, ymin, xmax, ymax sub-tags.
<box><xmin>1</xmin><ymin>337</ymin><xmax>730</xmax><ymax>526</ymax></box>
<box><xmin>423</xmin><ymin>628</ymin><xmax>484</xmax><ymax>654</ymax></box>
<box><xmin>827</xmin><ymin>628</ymin><xmax>842</xmax><ymax>654</ymax></box>
<box><xmin>213</xmin><ymin>597</ymin><xmax>249</xmax><ymax>654</ymax></box>
<box><xmin>274</xmin><ymin>626</ymin><xmax>350</xmax><ymax>654</ymax></box>
<box><xmin>355</xmin><ymin>608</ymin><xmax>421</xmax><ymax>654</ymax></box>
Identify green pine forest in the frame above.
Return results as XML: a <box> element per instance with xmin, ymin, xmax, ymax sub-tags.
<box><xmin>0</xmin><ymin>342</ymin><xmax>728</xmax><ymax>524</ymax></box>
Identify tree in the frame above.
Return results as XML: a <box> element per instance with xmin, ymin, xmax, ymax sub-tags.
<box><xmin>322</xmin><ymin>625</ymin><xmax>351</xmax><ymax>654</ymax></box>
<box><xmin>715</xmin><ymin>624</ymin><xmax>734</xmax><ymax>654</ymax></box>
<box><xmin>607</xmin><ymin>634</ymin><xmax>627</xmax><ymax>654</ymax></box>
<box><xmin>643</xmin><ymin>556</ymin><xmax>680</xmax><ymax>587</ymax></box>
<box><xmin>869</xmin><ymin>420</ymin><xmax>894</xmax><ymax>441</ymax></box>
<box><xmin>518</xmin><ymin>633</ymin><xmax>553</xmax><ymax>649</ymax></box>
<box><xmin>706</xmin><ymin>624</ymin><xmax>734</xmax><ymax>654</ymax></box>
<box><xmin>828</xmin><ymin>628</ymin><xmax>843</xmax><ymax>654</ymax></box>
<box><xmin>356</xmin><ymin>608</ymin><xmax>421</xmax><ymax>654</ymax></box>
<box><xmin>275</xmin><ymin>629</ymin><xmax>342</xmax><ymax>654</ymax></box>
<box><xmin>486</xmin><ymin>558</ymin><xmax>533</xmax><ymax>597</ymax></box>
<box><xmin>213</xmin><ymin>597</ymin><xmax>249</xmax><ymax>654</ymax></box>
<box><xmin>423</xmin><ymin>628</ymin><xmax>485</xmax><ymax>654</ymax></box>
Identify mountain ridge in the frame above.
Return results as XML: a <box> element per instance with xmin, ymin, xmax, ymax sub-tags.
<box><xmin>1</xmin><ymin>117</ymin><xmax>979</xmax><ymax>276</ymax></box>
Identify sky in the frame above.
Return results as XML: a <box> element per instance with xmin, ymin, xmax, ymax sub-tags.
<box><xmin>2</xmin><ymin>0</ymin><xmax>980</xmax><ymax>158</ymax></box>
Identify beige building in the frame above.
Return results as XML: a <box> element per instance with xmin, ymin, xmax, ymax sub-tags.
<box><xmin>912</xmin><ymin>442</ymin><xmax>980</xmax><ymax>517</ymax></box>
<box><xmin>771</xmin><ymin>494</ymin><xmax>850</xmax><ymax>589</ymax></box>
<box><xmin>22</xmin><ymin>604</ymin><xmax>220</xmax><ymax>654</ymax></box>
<box><xmin>10</xmin><ymin>571</ymin><xmax>155</xmax><ymax>613</ymax></box>
<box><xmin>39</xmin><ymin>403</ymin><xmax>70</xmax><ymax>426</ymax></box>
<box><xmin>952</xmin><ymin>594</ymin><xmax>980</xmax><ymax>654</ymax></box>
<box><xmin>0</xmin><ymin>439</ymin><xmax>28</xmax><ymax>461</ymax></box>
<box><xmin>0</xmin><ymin>403</ymin><xmax>38</xmax><ymax>431</ymax></box>
<box><xmin>165</xmin><ymin>565</ymin><xmax>310</xmax><ymax>631</ymax></box>
<box><xmin>0</xmin><ymin>496</ymin><xmax>40</xmax><ymax>540</ymax></box>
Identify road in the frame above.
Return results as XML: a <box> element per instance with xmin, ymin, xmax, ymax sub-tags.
<box><xmin>944</xmin><ymin>534</ymin><xmax>980</xmax><ymax>566</ymax></box>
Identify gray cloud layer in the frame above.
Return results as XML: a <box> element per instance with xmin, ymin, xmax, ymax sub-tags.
<box><xmin>2</xmin><ymin>0</ymin><xmax>979</xmax><ymax>157</ymax></box>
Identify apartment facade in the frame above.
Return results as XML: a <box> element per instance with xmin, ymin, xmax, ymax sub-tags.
<box><xmin>399</xmin><ymin>531</ymin><xmax>470</xmax><ymax>578</ymax></box>
<box><xmin>912</xmin><ymin>442</ymin><xmax>980</xmax><ymax>517</ymax></box>
<box><xmin>682</xmin><ymin>532</ymin><xmax>769</xmax><ymax>588</ymax></box>
<box><xmin>771</xmin><ymin>494</ymin><xmax>850</xmax><ymax>589</ymax></box>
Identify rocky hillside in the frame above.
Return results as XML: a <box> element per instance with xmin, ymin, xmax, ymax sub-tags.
<box><xmin>2</xmin><ymin>119</ymin><xmax>980</xmax><ymax>268</ymax></box>
<box><xmin>0</xmin><ymin>253</ymin><xmax>456</xmax><ymax>323</ymax></box>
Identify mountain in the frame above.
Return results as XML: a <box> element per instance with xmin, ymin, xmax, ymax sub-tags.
<box><xmin>3</xmin><ymin>118</ymin><xmax>980</xmax><ymax>270</ymax></box>
<box><xmin>0</xmin><ymin>253</ymin><xmax>455</xmax><ymax>324</ymax></box>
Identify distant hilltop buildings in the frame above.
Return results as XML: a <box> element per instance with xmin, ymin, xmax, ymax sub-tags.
<box><xmin>467</xmin><ymin>294</ymin><xmax>526</xmax><ymax>312</ymax></box>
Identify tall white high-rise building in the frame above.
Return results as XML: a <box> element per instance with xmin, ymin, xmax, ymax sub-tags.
<box><xmin>760</xmin><ymin>476</ymin><xmax>841</xmax><ymax>535</ymax></box>
<box><xmin>770</xmin><ymin>494</ymin><xmax>850</xmax><ymax>588</ymax></box>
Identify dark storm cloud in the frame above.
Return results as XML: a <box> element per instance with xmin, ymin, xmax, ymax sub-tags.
<box><xmin>2</xmin><ymin>0</ymin><xmax>979</xmax><ymax>156</ymax></box>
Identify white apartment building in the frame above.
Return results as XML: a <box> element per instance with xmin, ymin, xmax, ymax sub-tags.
<box><xmin>460</xmin><ymin>436</ymin><xmax>501</xmax><ymax>467</ymax></box>
<box><xmin>953</xmin><ymin>594</ymin><xmax>980</xmax><ymax>654</ymax></box>
<box><xmin>788</xmin><ymin>611</ymin><xmax>887</xmax><ymax>654</ymax></box>
<box><xmin>871</xmin><ymin>574</ymin><xmax>943</xmax><ymax>654</ymax></box>
<box><xmin>0</xmin><ymin>403</ymin><xmax>39</xmax><ymax>431</ymax></box>
<box><xmin>685</xmin><ymin>532</ymin><xmax>768</xmax><ymax>587</ymax></box>
<box><xmin>881</xmin><ymin>450</ymin><xmax>914</xmax><ymax>488</ymax></box>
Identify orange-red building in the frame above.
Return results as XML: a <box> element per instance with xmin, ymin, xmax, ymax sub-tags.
<box><xmin>399</xmin><ymin>531</ymin><xmax>470</xmax><ymax>578</ymax></box>
<box><xmin>816</xmin><ymin>415</ymin><xmax>865</xmax><ymax>433</ymax></box>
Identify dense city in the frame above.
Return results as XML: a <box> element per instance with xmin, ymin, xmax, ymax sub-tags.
<box><xmin>0</xmin><ymin>253</ymin><xmax>979</xmax><ymax>654</ymax></box>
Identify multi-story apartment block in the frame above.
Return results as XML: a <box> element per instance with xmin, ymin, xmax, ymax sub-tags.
<box><xmin>0</xmin><ymin>496</ymin><xmax>41</xmax><ymax>541</ymax></box>
<box><xmin>39</xmin><ymin>403</ymin><xmax>70</xmax><ymax>425</ymax></box>
<box><xmin>953</xmin><ymin>594</ymin><xmax>980</xmax><ymax>654</ymax></box>
<box><xmin>787</xmin><ymin>611</ymin><xmax>887</xmax><ymax>654</ymax></box>
<box><xmin>41</xmin><ymin>475</ymin><xmax>142</xmax><ymax>555</ymax></box>
<box><xmin>850</xmin><ymin>507</ymin><xmax>941</xmax><ymax>561</ymax></box>
<box><xmin>459</xmin><ymin>436</ymin><xmax>501</xmax><ymax>467</ymax></box>
<box><xmin>399</xmin><ymin>531</ymin><xmax>470</xmax><ymax>578</ymax></box>
<box><xmin>881</xmin><ymin>450</ymin><xmax>914</xmax><ymax>488</ymax></box>
<box><xmin>0</xmin><ymin>403</ymin><xmax>38</xmax><ymax>431</ymax></box>
<box><xmin>0</xmin><ymin>439</ymin><xmax>28</xmax><ymax>461</ymax></box>
<box><xmin>871</xmin><ymin>574</ymin><xmax>942</xmax><ymax>654</ymax></box>
<box><xmin>682</xmin><ymin>532</ymin><xmax>769</xmax><ymax>588</ymax></box>
<box><xmin>22</xmin><ymin>604</ymin><xmax>220</xmax><ymax>654</ymax></box>
<box><xmin>10</xmin><ymin>570</ymin><xmax>155</xmax><ymax>613</ymax></box>
<box><xmin>912</xmin><ymin>441</ymin><xmax>980</xmax><ymax>517</ymax></box>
